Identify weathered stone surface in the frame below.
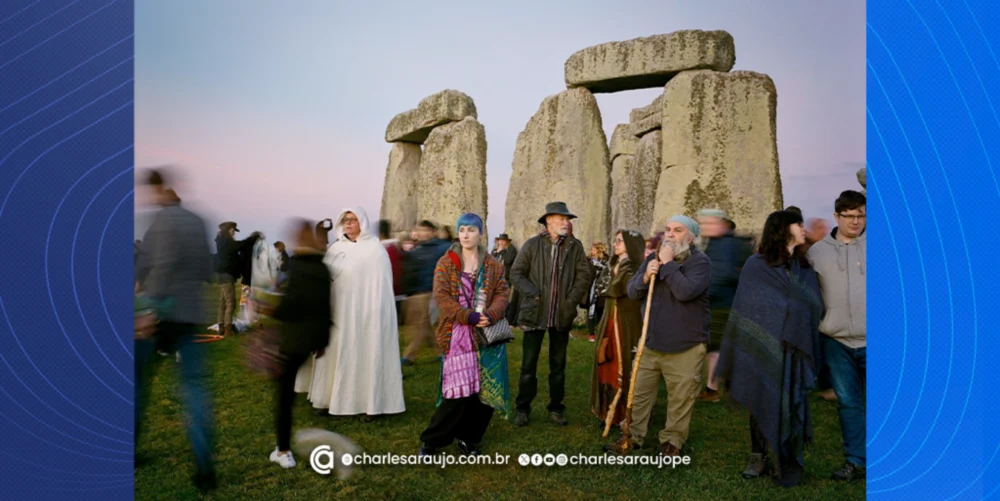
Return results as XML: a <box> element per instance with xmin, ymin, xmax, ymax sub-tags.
<box><xmin>630</xmin><ymin>113</ymin><xmax>662</xmax><ymax>138</ymax></box>
<box><xmin>611</xmin><ymin>130</ymin><xmax>661</xmax><ymax>234</ymax></box>
<box><xmin>857</xmin><ymin>167</ymin><xmax>866</xmax><ymax>193</ymax></box>
<box><xmin>652</xmin><ymin>70</ymin><xmax>782</xmax><ymax>235</ymax></box>
<box><xmin>385</xmin><ymin>90</ymin><xmax>478</xmax><ymax>144</ymax></box>
<box><xmin>610</xmin><ymin>124</ymin><xmax>639</xmax><ymax>160</ymax></box>
<box><xmin>417</xmin><ymin>117</ymin><xmax>488</xmax><ymax>238</ymax></box>
<box><xmin>505</xmin><ymin>88</ymin><xmax>611</xmax><ymax>249</ymax></box>
<box><xmin>380</xmin><ymin>142</ymin><xmax>422</xmax><ymax>233</ymax></box>
<box><xmin>564</xmin><ymin>30</ymin><xmax>736</xmax><ymax>93</ymax></box>
<box><xmin>629</xmin><ymin>93</ymin><xmax>664</xmax><ymax>123</ymax></box>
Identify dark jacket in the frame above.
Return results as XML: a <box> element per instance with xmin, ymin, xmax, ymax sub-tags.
<box><xmin>404</xmin><ymin>238</ymin><xmax>450</xmax><ymax>295</ymax></box>
<box><xmin>272</xmin><ymin>249</ymin><xmax>332</xmax><ymax>356</ymax></box>
<box><xmin>627</xmin><ymin>247</ymin><xmax>711</xmax><ymax>354</ymax></box>
<box><xmin>491</xmin><ymin>245</ymin><xmax>518</xmax><ymax>284</ymax></box>
<box><xmin>215</xmin><ymin>233</ymin><xmax>259</xmax><ymax>278</ymax></box>
<box><xmin>703</xmin><ymin>231</ymin><xmax>751</xmax><ymax>309</ymax></box>
<box><xmin>135</xmin><ymin>203</ymin><xmax>213</xmax><ymax>325</ymax></box>
<box><xmin>509</xmin><ymin>231</ymin><xmax>592</xmax><ymax>331</ymax></box>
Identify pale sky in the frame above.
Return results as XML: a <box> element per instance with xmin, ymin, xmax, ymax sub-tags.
<box><xmin>135</xmin><ymin>0</ymin><xmax>865</xmax><ymax>248</ymax></box>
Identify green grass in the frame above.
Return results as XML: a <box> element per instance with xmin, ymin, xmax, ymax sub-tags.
<box><xmin>135</xmin><ymin>286</ymin><xmax>865</xmax><ymax>500</ymax></box>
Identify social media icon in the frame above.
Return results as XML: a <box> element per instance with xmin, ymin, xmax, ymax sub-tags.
<box><xmin>543</xmin><ymin>454</ymin><xmax>555</xmax><ymax>466</ymax></box>
<box><xmin>342</xmin><ymin>453</ymin><xmax>354</xmax><ymax>466</ymax></box>
<box><xmin>531</xmin><ymin>454</ymin><xmax>543</xmax><ymax>466</ymax></box>
<box><xmin>310</xmin><ymin>445</ymin><xmax>335</xmax><ymax>475</ymax></box>
<box><xmin>518</xmin><ymin>454</ymin><xmax>530</xmax><ymax>466</ymax></box>
<box><xmin>556</xmin><ymin>454</ymin><xmax>568</xmax><ymax>466</ymax></box>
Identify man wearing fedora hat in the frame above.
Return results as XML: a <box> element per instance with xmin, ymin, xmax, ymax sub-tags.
<box><xmin>491</xmin><ymin>233</ymin><xmax>518</xmax><ymax>285</ymax></box>
<box><xmin>509</xmin><ymin>202</ymin><xmax>592</xmax><ymax>427</ymax></box>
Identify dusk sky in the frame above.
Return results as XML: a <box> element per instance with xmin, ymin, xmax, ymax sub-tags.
<box><xmin>135</xmin><ymin>0</ymin><xmax>864</xmax><ymax>248</ymax></box>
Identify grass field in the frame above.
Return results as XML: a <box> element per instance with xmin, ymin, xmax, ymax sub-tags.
<box><xmin>134</xmin><ymin>287</ymin><xmax>865</xmax><ymax>500</ymax></box>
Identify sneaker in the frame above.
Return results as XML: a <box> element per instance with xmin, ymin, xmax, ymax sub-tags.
<box><xmin>456</xmin><ymin>440</ymin><xmax>480</xmax><ymax>455</ymax></box>
<box><xmin>832</xmin><ymin>462</ymin><xmax>866</xmax><ymax>482</ymax></box>
<box><xmin>549</xmin><ymin>411</ymin><xmax>568</xmax><ymax>426</ymax></box>
<box><xmin>589</xmin><ymin>335</ymin><xmax>596</xmax><ymax>342</ymax></box>
<box><xmin>514</xmin><ymin>411</ymin><xmax>529</xmax><ymax>427</ymax></box>
<box><xmin>270</xmin><ymin>448</ymin><xmax>297</xmax><ymax>469</ymax></box>
<box><xmin>742</xmin><ymin>453</ymin><xmax>768</xmax><ymax>479</ymax></box>
<box><xmin>697</xmin><ymin>388</ymin><xmax>720</xmax><ymax>403</ymax></box>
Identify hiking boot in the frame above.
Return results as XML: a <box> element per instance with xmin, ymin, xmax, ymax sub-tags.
<box><xmin>602</xmin><ymin>435</ymin><xmax>636</xmax><ymax>455</ymax></box>
<box><xmin>192</xmin><ymin>469</ymin><xmax>217</xmax><ymax>494</ymax></box>
<box><xmin>832</xmin><ymin>462</ymin><xmax>866</xmax><ymax>481</ymax></box>
<box><xmin>456</xmin><ymin>440</ymin><xmax>480</xmax><ymax>456</ymax></box>
<box><xmin>514</xmin><ymin>411</ymin><xmax>529</xmax><ymax>427</ymax></box>
<box><xmin>658</xmin><ymin>442</ymin><xmax>681</xmax><ymax>458</ymax></box>
<box><xmin>742</xmin><ymin>453</ymin><xmax>768</xmax><ymax>479</ymax></box>
<box><xmin>549</xmin><ymin>411</ymin><xmax>567</xmax><ymax>426</ymax></box>
<box><xmin>697</xmin><ymin>388</ymin><xmax>721</xmax><ymax>403</ymax></box>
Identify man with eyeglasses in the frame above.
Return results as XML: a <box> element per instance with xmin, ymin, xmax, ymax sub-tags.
<box><xmin>807</xmin><ymin>189</ymin><xmax>867</xmax><ymax>482</ymax></box>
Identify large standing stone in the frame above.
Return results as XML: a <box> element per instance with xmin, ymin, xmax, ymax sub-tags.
<box><xmin>610</xmin><ymin>124</ymin><xmax>639</xmax><ymax>160</ymax></box>
<box><xmin>652</xmin><ymin>70</ymin><xmax>782</xmax><ymax>235</ymax></box>
<box><xmin>417</xmin><ymin>117</ymin><xmax>488</xmax><ymax>238</ymax></box>
<box><xmin>564</xmin><ymin>30</ymin><xmax>736</xmax><ymax>93</ymax></box>
<box><xmin>380</xmin><ymin>143</ymin><xmax>422</xmax><ymax>232</ymax></box>
<box><xmin>385</xmin><ymin>90</ymin><xmax>478</xmax><ymax>144</ymax></box>
<box><xmin>857</xmin><ymin>167</ymin><xmax>866</xmax><ymax>194</ymax></box>
<box><xmin>611</xmin><ymin>130</ymin><xmax>661</xmax><ymax>234</ymax></box>
<box><xmin>506</xmin><ymin>88</ymin><xmax>611</xmax><ymax>249</ymax></box>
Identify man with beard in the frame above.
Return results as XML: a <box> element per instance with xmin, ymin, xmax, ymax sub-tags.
<box><xmin>604</xmin><ymin>215</ymin><xmax>711</xmax><ymax>458</ymax></box>
<box><xmin>510</xmin><ymin>202</ymin><xmax>592</xmax><ymax>427</ymax></box>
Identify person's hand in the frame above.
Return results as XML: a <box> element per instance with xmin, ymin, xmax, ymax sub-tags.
<box><xmin>646</xmin><ymin>260</ymin><xmax>661</xmax><ymax>279</ymax></box>
<box><xmin>134</xmin><ymin>281</ymin><xmax>141</xmax><ymax>294</ymax></box>
<box><xmin>477</xmin><ymin>315</ymin><xmax>490</xmax><ymax>328</ymax></box>
<box><xmin>658</xmin><ymin>242</ymin><xmax>675</xmax><ymax>263</ymax></box>
<box><xmin>134</xmin><ymin>312</ymin><xmax>156</xmax><ymax>340</ymax></box>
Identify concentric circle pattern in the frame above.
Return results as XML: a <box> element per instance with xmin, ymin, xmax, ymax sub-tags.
<box><xmin>868</xmin><ymin>1</ymin><xmax>1000</xmax><ymax>499</ymax></box>
<box><xmin>0</xmin><ymin>0</ymin><xmax>133</xmax><ymax>498</ymax></box>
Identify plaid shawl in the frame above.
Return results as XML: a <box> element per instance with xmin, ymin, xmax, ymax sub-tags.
<box><xmin>714</xmin><ymin>254</ymin><xmax>824</xmax><ymax>475</ymax></box>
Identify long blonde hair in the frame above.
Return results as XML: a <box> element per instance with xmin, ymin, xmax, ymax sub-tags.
<box><xmin>591</xmin><ymin>241</ymin><xmax>609</xmax><ymax>261</ymax></box>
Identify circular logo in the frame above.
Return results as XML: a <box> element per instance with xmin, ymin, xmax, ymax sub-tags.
<box><xmin>543</xmin><ymin>454</ymin><xmax>555</xmax><ymax>466</ymax></box>
<box><xmin>518</xmin><ymin>454</ymin><xmax>530</xmax><ymax>466</ymax></box>
<box><xmin>309</xmin><ymin>445</ymin><xmax>335</xmax><ymax>475</ymax></box>
<box><xmin>531</xmin><ymin>454</ymin><xmax>543</xmax><ymax>466</ymax></box>
<box><xmin>341</xmin><ymin>453</ymin><xmax>354</xmax><ymax>466</ymax></box>
<box><xmin>556</xmin><ymin>454</ymin><xmax>568</xmax><ymax>466</ymax></box>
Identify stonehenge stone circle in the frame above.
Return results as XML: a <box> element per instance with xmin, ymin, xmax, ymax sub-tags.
<box><xmin>385</xmin><ymin>90</ymin><xmax>477</xmax><ymax>144</ymax></box>
<box><xmin>379</xmin><ymin>143</ymin><xmax>422</xmax><ymax>233</ymax></box>
<box><xmin>417</xmin><ymin>117</ymin><xmax>489</xmax><ymax>238</ymax></box>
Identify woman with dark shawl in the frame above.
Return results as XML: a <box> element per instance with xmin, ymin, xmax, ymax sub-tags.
<box><xmin>713</xmin><ymin>210</ymin><xmax>824</xmax><ymax>487</ymax></box>
<box><xmin>589</xmin><ymin>230</ymin><xmax>645</xmax><ymax>429</ymax></box>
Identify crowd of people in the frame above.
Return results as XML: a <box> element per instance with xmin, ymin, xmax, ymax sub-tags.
<box><xmin>134</xmin><ymin>166</ymin><xmax>866</xmax><ymax>492</ymax></box>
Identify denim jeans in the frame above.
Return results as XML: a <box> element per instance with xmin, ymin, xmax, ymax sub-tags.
<box><xmin>823</xmin><ymin>335</ymin><xmax>866</xmax><ymax>467</ymax></box>
<box><xmin>135</xmin><ymin>322</ymin><xmax>215</xmax><ymax>474</ymax></box>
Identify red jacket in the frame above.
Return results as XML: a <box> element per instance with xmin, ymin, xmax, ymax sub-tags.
<box><xmin>383</xmin><ymin>241</ymin><xmax>403</xmax><ymax>297</ymax></box>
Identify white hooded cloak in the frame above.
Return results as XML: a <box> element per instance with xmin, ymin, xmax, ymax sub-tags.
<box><xmin>295</xmin><ymin>207</ymin><xmax>406</xmax><ymax>415</ymax></box>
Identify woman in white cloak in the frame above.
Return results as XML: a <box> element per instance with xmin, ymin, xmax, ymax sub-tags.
<box><xmin>295</xmin><ymin>207</ymin><xmax>406</xmax><ymax>417</ymax></box>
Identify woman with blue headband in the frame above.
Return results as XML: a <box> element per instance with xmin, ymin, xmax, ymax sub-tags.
<box><xmin>418</xmin><ymin>213</ymin><xmax>511</xmax><ymax>456</ymax></box>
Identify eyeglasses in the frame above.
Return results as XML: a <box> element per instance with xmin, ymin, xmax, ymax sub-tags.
<box><xmin>614</xmin><ymin>238</ymin><xmax>624</xmax><ymax>244</ymax></box>
<box><xmin>837</xmin><ymin>213</ymin><xmax>866</xmax><ymax>222</ymax></box>
<box><xmin>342</xmin><ymin>217</ymin><xmax>359</xmax><ymax>223</ymax></box>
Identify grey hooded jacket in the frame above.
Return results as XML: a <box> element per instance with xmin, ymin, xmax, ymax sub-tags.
<box><xmin>806</xmin><ymin>228</ymin><xmax>866</xmax><ymax>349</ymax></box>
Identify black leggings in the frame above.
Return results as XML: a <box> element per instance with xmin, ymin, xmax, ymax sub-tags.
<box><xmin>275</xmin><ymin>353</ymin><xmax>310</xmax><ymax>451</ymax></box>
